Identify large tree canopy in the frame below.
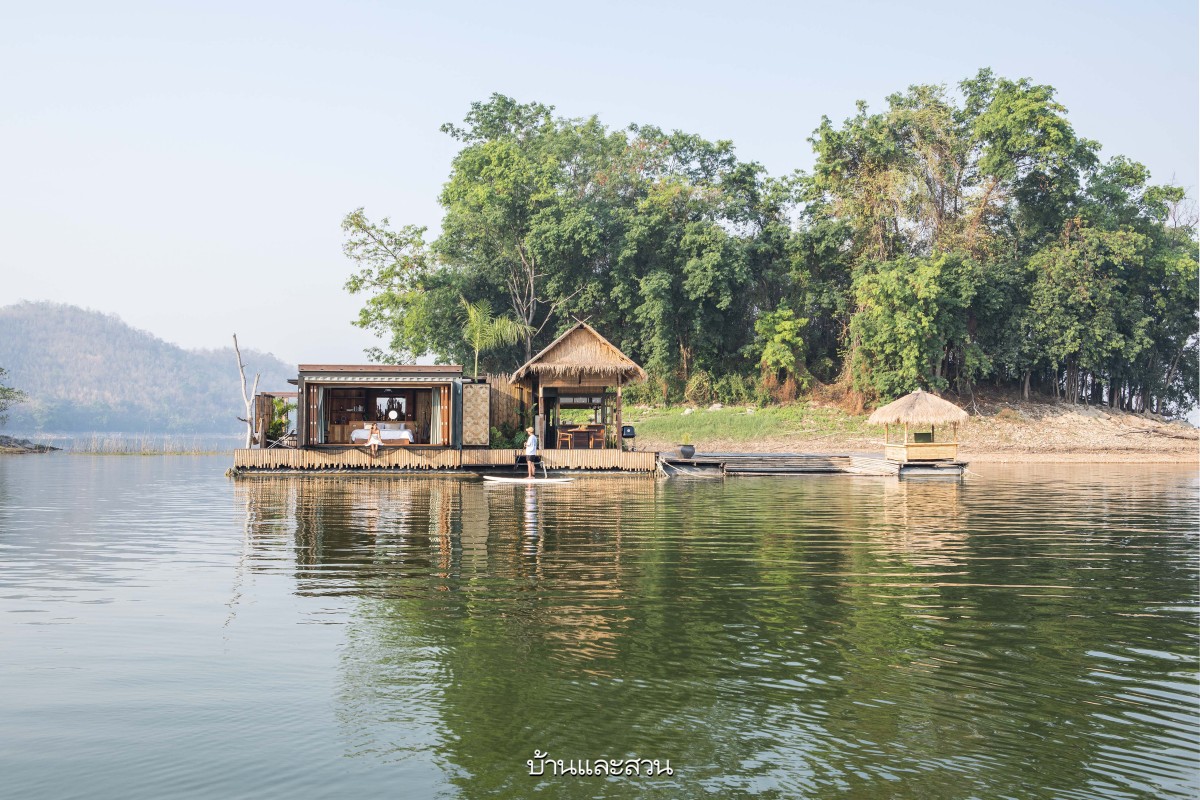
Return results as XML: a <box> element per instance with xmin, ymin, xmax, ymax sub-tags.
<box><xmin>345</xmin><ymin>74</ymin><xmax>1197</xmax><ymax>415</ymax></box>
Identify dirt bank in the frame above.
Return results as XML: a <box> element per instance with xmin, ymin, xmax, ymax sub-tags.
<box><xmin>636</xmin><ymin>401</ymin><xmax>1198</xmax><ymax>463</ymax></box>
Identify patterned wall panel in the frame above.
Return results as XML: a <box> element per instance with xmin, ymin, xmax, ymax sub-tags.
<box><xmin>462</xmin><ymin>384</ymin><xmax>491</xmax><ymax>445</ymax></box>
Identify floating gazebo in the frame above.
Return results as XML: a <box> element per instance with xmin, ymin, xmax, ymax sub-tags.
<box><xmin>511</xmin><ymin>321</ymin><xmax>647</xmax><ymax>450</ymax></box>
<box><xmin>869</xmin><ymin>390</ymin><xmax>969</xmax><ymax>464</ymax></box>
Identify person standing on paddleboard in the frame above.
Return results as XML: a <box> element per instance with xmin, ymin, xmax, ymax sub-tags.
<box><xmin>525</xmin><ymin>426</ymin><xmax>538</xmax><ymax>478</ymax></box>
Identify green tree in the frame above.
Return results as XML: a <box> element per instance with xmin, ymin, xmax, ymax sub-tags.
<box><xmin>342</xmin><ymin>210</ymin><xmax>463</xmax><ymax>363</ymax></box>
<box><xmin>437</xmin><ymin>96</ymin><xmax>582</xmax><ymax>361</ymax></box>
<box><xmin>850</xmin><ymin>254</ymin><xmax>979</xmax><ymax>400</ymax></box>
<box><xmin>0</xmin><ymin>367</ymin><xmax>27</xmax><ymax>426</ymax></box>
<box><xmin>754</xmin><ymin>308</ymin><xmax>810</xmax><ymax>388</ymax></box>
<box><xmin>341</xmin><ymin>77</ymin><xmax>1197</xmax><ymax>415</ymax></box>
<box><xmin>459</xmin><ymin>298</ymin><xmax>533</xmax><ymax>378</ymax></box>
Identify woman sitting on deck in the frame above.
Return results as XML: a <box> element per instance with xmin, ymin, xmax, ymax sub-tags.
<box><xmin>365</xmin><ymin>423</ymin><xmax>383</xmax><ymax>456</ymax></box>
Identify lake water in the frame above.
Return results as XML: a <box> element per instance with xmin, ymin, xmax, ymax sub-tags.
<box><xmin>1</xmin><ymin>456</ymin><xmax>1196</xmax><ymax>799</ymax></box>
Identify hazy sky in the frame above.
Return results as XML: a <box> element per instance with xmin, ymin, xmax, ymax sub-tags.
<box><xmin>3</xmin><ymin>1</ymin><xmax>1196</xmax><ymax>367</ymax></box>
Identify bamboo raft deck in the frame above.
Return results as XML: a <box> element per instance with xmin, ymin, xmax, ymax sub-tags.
<box><xmin>660</xmin><ymin>452</ymin><xmax>964</xmax><ymax>478</ymax></box>
<box><xmin>231</xmin><ymin>448</ymin><xmax>962</xmax><ymax>478</ymax></box>
<box><xmin>232</xmin><ymin>447</ymin><xmax>659</xmax><ymax>473</ymax></box>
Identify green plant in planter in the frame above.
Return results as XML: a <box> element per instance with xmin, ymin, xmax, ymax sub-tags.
<box><xmin>678</xmin><ymin>433</ymin><xmax>695</xmax><ymax>459</ymax></box>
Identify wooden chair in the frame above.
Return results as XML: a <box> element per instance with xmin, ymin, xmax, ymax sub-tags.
<box><xmin>587</xmin><ymin>427</ymin><xmax>605</xmax><ymax>449</ymax></box>
<box><xmin>557</xmin><ymin>429</ymin><xmax>573</xmax><ymax>449</ymax></box>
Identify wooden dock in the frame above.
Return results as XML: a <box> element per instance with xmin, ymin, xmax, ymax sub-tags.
<box><xmin>659</xmin><ymin>452</ymin><xmax>964</xmax><ymax>478</ymax></box>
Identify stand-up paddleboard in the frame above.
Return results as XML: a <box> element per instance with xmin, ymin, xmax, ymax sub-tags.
<box><xmin>482</xmin><ymin>475</ymin><xmax>575</xmax><ymax>484</ymax></box>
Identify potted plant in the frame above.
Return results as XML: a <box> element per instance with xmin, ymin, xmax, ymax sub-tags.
<box><xmin>678</xmin><ymin>434</ymin><xmax>695</xmax><ymax>459</ymax></box>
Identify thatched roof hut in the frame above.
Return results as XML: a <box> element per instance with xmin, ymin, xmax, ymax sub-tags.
<box><xmin>868</xmin><ymin>390</ymin><xmax>969</xmax><ymax>426</ymax></box>
<box><xmin>510</xmin><ymin>322</ymin><xmax>645</xmax><ymax>451</ymax></box>
<box><xmin>870</xmin><ymin>390</ymin><xmax>968</xmax><ymax>464</ymax></box>
<box><xmin>511</xmin><ymin>321</ymin><xmax>647</xmax><ymax>384</ymax></box>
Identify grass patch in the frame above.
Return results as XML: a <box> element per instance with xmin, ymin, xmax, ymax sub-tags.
<box><xmin>623</xmin><ymin>403</ymin><xmax>872</xmax><ymax>443</ymax></box>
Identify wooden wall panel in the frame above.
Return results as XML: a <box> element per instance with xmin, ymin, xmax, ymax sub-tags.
<box><xmin>462</xmin><ymin>384</ymin><xmax>491</xmax><ymax>446</ymax></box>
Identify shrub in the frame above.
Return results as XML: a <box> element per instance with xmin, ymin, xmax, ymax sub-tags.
<box><xmin>489</xmin><ymin>422</ymin><xmax>528</xmax><ymax>449</ymax></box>
<box><xmin>684</xmin><ymin>370</ymin><xmax>714</xmax><ymax>405</ymax></box>
<box><xmin>713</xmin><ymin>374</ymin><xmax>752</xmax><ymax>405</ymax></box>
<box><xmin>623</xmin><ymin>378</ymin><xmax>662</xmax><ymax>406</ymax></box>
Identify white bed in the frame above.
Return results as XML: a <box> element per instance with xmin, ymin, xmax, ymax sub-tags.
<box><xmin>350</xmin><ymin>425</ymin><xmax>414</xmax><ymax>444</ymax></box>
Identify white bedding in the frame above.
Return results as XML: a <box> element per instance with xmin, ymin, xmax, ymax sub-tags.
<box><xmin>350</xmin><ymin>428</ymin><xmax>414</xmax><ymax>443</ymax></box>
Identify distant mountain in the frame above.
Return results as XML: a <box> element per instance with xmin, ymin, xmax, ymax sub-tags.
<box><xmin>0</xmin><ymin>302</ymin><xmax>294</xmax><ymax>433</ymax></box>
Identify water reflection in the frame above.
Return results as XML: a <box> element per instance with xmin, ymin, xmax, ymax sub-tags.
<box><xmin>879</xmin><ymin>478</ymin><xmax>967</xmax><ymax>567</ymax></box>
<box><xmin>233</xmin><ymin>467</ymin><xmax>1199</xmax><ymax>799</ymax></box>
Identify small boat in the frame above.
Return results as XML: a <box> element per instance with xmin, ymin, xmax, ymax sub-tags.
<box><xmin>482</xmin><ymin>475</ymin><xmax>575</xmax><ymax>484</ymax></box>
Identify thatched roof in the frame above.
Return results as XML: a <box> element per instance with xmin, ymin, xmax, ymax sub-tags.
<box><xmin>511</xmin><ymin>321</ymin><xmax>647</xmax><ymax>384</ymax></box>
<box><xmin>867</xmin><ymin>390</ymin><xmax>969</xmax><ymax>425</ymax></box>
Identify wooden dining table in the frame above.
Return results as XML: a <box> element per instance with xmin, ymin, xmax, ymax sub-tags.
<box><xmin>559</xmin><ymin>425</ymin><xmax>606</xmax><ymax>449</ymax></box>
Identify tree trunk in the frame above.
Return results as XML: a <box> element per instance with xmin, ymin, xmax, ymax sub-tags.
<box><xmin>1161</xmin><ymin>347</ymin><xmax>1184</xmax><ymax>406</ymax></box>
<box><xmin>1022</xmin><ymin>371</ymin><xmax>1031</xmax><ymax>401</ymax></box>
<box><xmin>233</xmin><ymin>334</ymin><xmax>260</xmax><ymax>449</ymax></box>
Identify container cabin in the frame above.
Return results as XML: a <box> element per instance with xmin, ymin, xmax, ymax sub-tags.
<box><xmin>291</xmin><ymin>364</ymin><xmax>472</xmax><ymax>448</ymax></box>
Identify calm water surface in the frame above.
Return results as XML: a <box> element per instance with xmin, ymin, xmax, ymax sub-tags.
<box><xmin>1</xmin><ymin>455</ymin><xmax>1196</xmax><ymax>799</ymax></box>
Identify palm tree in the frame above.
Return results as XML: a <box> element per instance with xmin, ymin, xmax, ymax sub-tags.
<box><xmin>460</xmin><ymin>298</ymin><xmax>533</xmax><ymax>377</ymax></box>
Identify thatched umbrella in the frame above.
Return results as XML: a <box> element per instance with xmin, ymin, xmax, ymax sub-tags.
<box><xmin>868</xmin><ymin>389</ymin><xmax>968</xmax><ymax>444</ymax></box>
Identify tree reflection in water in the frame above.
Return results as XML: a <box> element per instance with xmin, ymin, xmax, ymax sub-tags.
<box><xmin>232</xmin><ymin>467</ymin><xmax>1199</xmax><ymax>799</ymax></box>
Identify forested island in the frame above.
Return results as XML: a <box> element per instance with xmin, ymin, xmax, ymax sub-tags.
<box><xmin>343</xmin><ymin>69</ymin><xmax>1198</xmax><ymax>418</ymax></box>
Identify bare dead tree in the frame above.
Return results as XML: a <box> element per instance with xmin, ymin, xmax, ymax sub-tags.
<box><xmin>233</xmin><ymin>334</ymin><xmax>260</xmax><ymax>449</ymax></box>
<box><xmin>506</xmin><ymin>241</ymin><xmax>581</xmax><ymax>360</ymax></box>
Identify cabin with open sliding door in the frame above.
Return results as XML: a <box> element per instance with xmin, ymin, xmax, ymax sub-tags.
<box><xmin>292</xmin><ymin>364</ymin><xmax>467</xmax><ymax>448</ymax></box>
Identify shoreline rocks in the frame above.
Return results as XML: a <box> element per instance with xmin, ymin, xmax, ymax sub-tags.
<box><xmin>0</xmin><ymin>435</ymin><xmax>60</xmax><ymax>453</ymax></box>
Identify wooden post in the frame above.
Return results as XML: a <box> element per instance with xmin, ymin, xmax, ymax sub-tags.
<box><xmin>615</xmin><ymin>377</ymin><xmax>623</xmax><ymax>452</ymax></box>
<box><xmin>537</xmin><ymin>381</ymin><xmax>545</xmax><ymax>441</ymax></box>
<box><xmin>884</xmin><ymin>423</ymin><xmax>889</xmax><ymax>445</ymax></box>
